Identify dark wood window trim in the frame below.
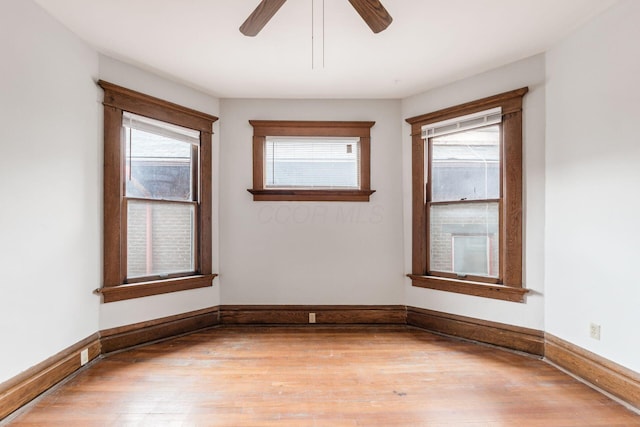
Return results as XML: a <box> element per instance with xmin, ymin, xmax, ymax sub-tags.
<box><xmin>405</xmin><ymin>88</ymin><xmax>528</xmax><ymax>303</ymax></box>
<box><xmin>247</xmin><ymin>120</ymin><xmax>376</xmax><ymax>202</ymax></box>
<box><xmin>97</xmin><ymin>80</ymin><xmax>218</xmax><ymax>303</ymax></box>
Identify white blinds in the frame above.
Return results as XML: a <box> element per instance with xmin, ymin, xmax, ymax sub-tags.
<box><xmin>123</xmin><ymin>111</ymin><xmax>200</xmax><ymax>145</ymax></box>
<box><xmin>421</xmin><ymin>107</ymin><xmax>502</xmax><ymax>139</ymax></box>
<box><xmin>265</xmin><ymin>137</ymin><xmax>360</xmax><ymax>189</ymax></box>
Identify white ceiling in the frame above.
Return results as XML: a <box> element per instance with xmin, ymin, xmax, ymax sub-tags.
<box><xmin>34</xmin><ymin>0</ymin><xmax>616</xmax><ymax>99</ymax></box>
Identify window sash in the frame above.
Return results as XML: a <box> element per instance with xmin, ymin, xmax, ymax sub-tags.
<box><xmin>123</xmin><ymin>198</ymin><xmax>199</xmax><ymax>283</ymax></box>
<box><xmin>427</xmin><ymin>200</ymin><xmax>500</xmax><ymax>283</ymax></box>
<box><xmin>124</xmin><ymin>121</ymin><xmax>200</xmax><ymax>203</ymax></box>
<box><xmin>429</xmin><ymin>124</ymin><xmax>501</xmax><ymax>203</ymax></box>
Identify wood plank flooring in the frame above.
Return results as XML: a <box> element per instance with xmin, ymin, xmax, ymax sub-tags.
<box><xmin>4</xmin><ymin>326</ymin><xmax>639</xmax><ymax>426</ymax></box>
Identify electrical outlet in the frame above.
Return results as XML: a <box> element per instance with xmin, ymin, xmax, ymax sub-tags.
<box><xmin>590</xmin><ymin>323</ymin><xmax>601</xmax><ymax>340</ymax></box>
<box><xmin>80</xmin><ymin>348</ymin><xmax>89</xmax><ymax>365</ymax></box>
<box><xmin>309</xmin><ymin>312</ymin><xmax>316</xmax><ymax>323</ymax></box>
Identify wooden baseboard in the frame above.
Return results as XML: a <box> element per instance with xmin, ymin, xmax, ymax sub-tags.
<box><xmin>545</xmin><ymin>333</ymin><xmax>640</xmax><ymax>409</ymax></box>
<box><xmin>407</xmin><ymin>306</ymin><xmax>545</xmax><ymax>356</ymax></box>
<box><xmin>4</xmin><ymin>306</ymin><xmax>638</xmax><ymax>419</ymax></box>
<box><xmin>220</xmin><ymin>305</ymin><xmax>407</xmax><ymax>325</ymax></box>
<box><xmin>0</xmin><ymin>333</ymin><xmax>101</xmax><ymax>420</ymax></box>
<box><xmin>0</xmin><ymin>307</ymin><xmax>220</xmax><ymax>420</ymax></box>
<box><xmin>100</xmin><ymin>306</ymin><xmax>220</xmax><ymax>354</ymax></box>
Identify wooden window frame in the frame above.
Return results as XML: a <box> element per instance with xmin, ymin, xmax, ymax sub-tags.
<box><xmin>405</xmin><ymin>88</ymin><xmax>528</xmax><ymax>303</ymax></box>
<box><xmin>98</xmin><ymin>80</ymin><xmax>218</xmax><ymax>303</ymax></box>
<box><xmin>247</xmin><ymin>120</ymin><xmax>376</xmax><ymax>202</ymax></box>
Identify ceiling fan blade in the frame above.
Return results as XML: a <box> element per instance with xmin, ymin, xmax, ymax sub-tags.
<box><xmin>347</xmin><ymin>0</ymin><xmax>393</xmax><ymax>33</ymax></box>
<box><xmin>240</xmin><ymin>0</ymin><xmax>287</xmax><ymax>37</ymax></box>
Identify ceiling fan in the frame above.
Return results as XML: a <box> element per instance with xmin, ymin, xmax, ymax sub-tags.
<box><xmin>239</xmin><ymin>0</ymin><xmax>393</xmax><ymax>37</ymax></box>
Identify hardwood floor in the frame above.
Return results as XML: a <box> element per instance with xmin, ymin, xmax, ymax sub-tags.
<box><xmin>4</xmin><ymin>326</ymin><xmax>639</xmax><ymax>426</ymax></box>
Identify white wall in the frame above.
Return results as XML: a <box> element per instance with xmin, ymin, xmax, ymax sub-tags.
<box><xmin>401</xmin><ymin>55</ymin><xmax>547</xmax><ymax>330</ymax></box>
<box><xmin>98</xmin><ymin>56</ymin><xmax>221</xmax><ymax>330</ymax></box>
<box><xmin>545</xmin><ymin>0</ymin><xmax>640</xmax><ymax>371</ymax></box>
<box><xmin>219</xmin><ymin>99</ymin><xmax>404</xmax><ymax>305</ymax></box>
<box><xmin>0</xmin><ymin>0</ymin><xmax>100</xmax><ymax>382</ymax></box>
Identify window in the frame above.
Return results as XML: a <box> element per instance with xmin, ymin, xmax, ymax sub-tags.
<box><xmin>247</xmin><ymin>121</ymin><xmax>375</xmax><ymax>201</ymax></box>
<box><xmin>98</xmin><ymin>81</ymin><xmax>218</xmax><ymax>302</ymax></box>
<box><xmin>405</xmin><ymin>88</ymin><xmax>528</xmax><ymax>302</ymax></box>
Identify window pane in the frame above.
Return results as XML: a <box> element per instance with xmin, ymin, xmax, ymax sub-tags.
<box><xmin>429</xmin><ymin>202</ymin><xmax>499</xmax><ymax>278</ymax></box>
<box><xmin>125</xmin><ymin>119</ymin><xmax>197</xmax><ymax>201</ymax></box>
<box><xmin>127</xmin><ymin>200</ymin><xmax>195</xmax><ymax>279</ymax></box>
<box><xmin>265</xmin><ymin>138</ymin><xmax>360</xmax><ymax>188</ymax></box>
<box><xmin>431</xmin><ymin>125</ymin><xmax>499</xmax><ymax>202</ymax></box>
